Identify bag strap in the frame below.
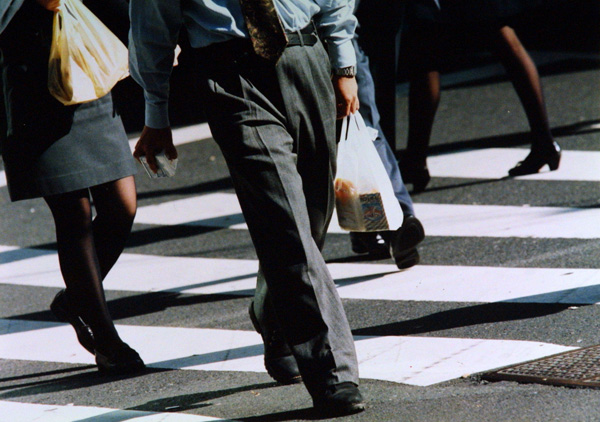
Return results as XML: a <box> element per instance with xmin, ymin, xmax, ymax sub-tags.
<box><xmin>343</xmin><ymin>115</ymin><xmax>350</xmax><ymax>141</ymax></box>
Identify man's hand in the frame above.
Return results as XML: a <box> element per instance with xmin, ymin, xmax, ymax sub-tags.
<box><xmin>333</xmin><ymin>75</ymin><xmax>359</xmax><ymax>119</ymax></box>
<box><xmin>133</xmin><ymin>126</ymin><xmax>178</xmax><ymax>173</ymax></box>
<box><xmin>36</xmin><ymin>0</ymin><xmax>60</xmax><ymax>11</ymax></box>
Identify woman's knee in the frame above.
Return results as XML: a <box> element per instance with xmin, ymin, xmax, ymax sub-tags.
<box><xmin>92</xmin><ymin>176</ymin><xmax>137</xmax><ymax>225</ymax></box>
<box><xmin>45</xmin><ymin>190</ymin><xmax>93</xmax><ymax>228</ymax></box>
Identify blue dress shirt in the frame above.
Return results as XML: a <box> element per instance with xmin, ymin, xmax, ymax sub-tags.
<box><xmin>129</xmin><ymin>0</ymin><xmax>357</xmax><ymax>129</ymax></box>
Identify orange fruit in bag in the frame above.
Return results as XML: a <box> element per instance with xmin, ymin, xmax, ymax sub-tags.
<box><xmin>334</xmin><ymin>179</ymin><xmax>358</xmax><ymax>205</ymax></box>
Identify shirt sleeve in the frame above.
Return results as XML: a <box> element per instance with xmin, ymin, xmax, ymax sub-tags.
<box><xmin>312</xmin><ymin>0</ymin><xmax>357</xmax><ymax>69</ymax></box>
<box><xmin>128</xmin><ymin>0</ymin><xmax>183</xmax><ymax>129</ymax></box>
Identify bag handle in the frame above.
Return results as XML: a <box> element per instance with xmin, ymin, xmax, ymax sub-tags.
<box><xmin>343</xmin><ymin>113</ymin><xmax>363</xmax><ymax>141</ymax></box>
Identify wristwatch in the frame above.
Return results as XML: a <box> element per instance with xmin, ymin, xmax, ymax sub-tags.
<box><xmin>333</xmin><ymin>66</ymin><xmax>356</xmax><ymax>77</ymax></box>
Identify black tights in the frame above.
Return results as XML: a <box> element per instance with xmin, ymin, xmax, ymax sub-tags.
<box><xmin>406</xmin><ymin>25</ymin><xmax>554</xmax><ymax>163</ymax></box>
<box><xmin>44</xmin><ymin>176</ymin><xmax>136</xmax><ymax>350</ymax></box>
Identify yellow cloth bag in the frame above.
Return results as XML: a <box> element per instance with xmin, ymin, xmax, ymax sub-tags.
<box><xmin>47</xmin><ymin>0</ymin><xmax>129</xmax><ymax>105</ymax></box>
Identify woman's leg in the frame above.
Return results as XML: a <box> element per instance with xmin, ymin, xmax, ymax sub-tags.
<box><xmin>89</xmin><ymin>175</ymin><xmax>137</xmax><ymax>279</ymax></box>
<box><xmin>46</xmin><ymin>177</ymin><xmax>143</xmax><ymax>373</ymax></box>
<box><xmin>489</xmin><ymin>26</ymin><xmax>559</xmax><ymax>154</ymax></box>
<box><xmin>403</xmin><ymin>67</ymin><xmax>440</xmax><ymax>192</ymax></box>
<box><xmin>402</xmin><ymin>24</ymin><xmax>442</xmax><ymax>192</ymax></box>
<box><xmin>44</xmin><ymin>189</ymin><xmax>123</xmax><ymax>350</ymax></box>
<box><xmin>407</xmin><ymin>68</ymin><xmax>441</xmax><ymax>163</ymax></box>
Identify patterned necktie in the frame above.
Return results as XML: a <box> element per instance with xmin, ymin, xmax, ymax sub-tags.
<box><xmin>238</xmin><ymin>0</ymin><xmax>288</xmax><ymax>62</ymax></box>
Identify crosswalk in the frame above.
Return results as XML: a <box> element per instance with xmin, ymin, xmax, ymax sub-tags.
<box><xmin>0</xmin><ymin>400</ymin><xmax>231</xmax><ymax>422</ymax></box>
<box><xmin>428</xmin><ymin>148</ymin><xmax>600</xmax><ymax>181</ymax></box>
<box><xmin>1</xmin><ymin>121</ymin><xmax>600</xmax><ymax>420</ymax></box>
<box><xmin>3</xmin><ymin>246</ymin><xmax>600</xmax><ymax>304</ymax></box>
<box><xmin>133</xmin><ymin>192</ymin><xmax>600</xmax><ymax>238</ymax></box>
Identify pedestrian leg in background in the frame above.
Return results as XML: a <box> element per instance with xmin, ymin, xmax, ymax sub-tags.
<box><xmin>488</xmin><ymin>25</ymin><xmax>561</xmax><ymax>176</ymax></box>
<box><xmin>401</xmin><ymin>20</ymin><xmax>441</xmax><ymax>194</ymax></box>
<box><xmin>402</xmin><ymin>6</ymin><xmax>560</xmax><ymax>185</ymax></box>
<box><xmin>351</xmin><ymin>35</ymin><xmax>425</xmax><ymax>269</ymax></box>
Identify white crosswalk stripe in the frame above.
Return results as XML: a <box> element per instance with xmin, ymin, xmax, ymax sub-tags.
<box><xmin>134</xmin><ymin>192</ymin><xmax>600</xmax><ymax>238</ymax></box>
<box><xmin>0</xmin><ymin>400</ymin><xmax>231</xmax><ymax>422</ymax></box>
<box><xmin>2</xmin><ymin>247</ymin><xmax>600</xmax><ymax>304</ymax></box>
<box><xmin>428</xmin><ymin>148</ymin><xmax>600</xmax><ymax>181</ymax></box>
<box><xmin>0</xmin><ymin>319</ymin><xmax>575</xmax><ymax>387</ymax></box>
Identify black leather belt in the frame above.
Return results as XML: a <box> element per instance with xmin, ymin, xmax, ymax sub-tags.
<box><xmin>286</xmin><ymin>21</ymin><xmax>319</xmax><ymax>47</ymax></box>
<box><xmin>196</xmin><ymin>22</ymin><xmax>319</xmax><ymax>67</ymax></box>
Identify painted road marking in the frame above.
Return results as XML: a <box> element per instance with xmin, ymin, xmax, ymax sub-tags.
<box><xmin>133</xmin><ymin>192</ymin><xmax>600</xmax><ymax>239</ymax></box>
<box><xmin>0</xmin><ymin>400</ymin><xmax>232</xmax><ymax>422</ymax></box>
<box><xmin>0</xmin><ymin>319</ymin><xmax>574</xmax><ymax>387</ymax></box>
<box><xmin>2</xmin><ymin>248</ymin><xmax>600</xmax><ymax>304</ymax></box>
<box><xmin>428</xmin><ymin>148</ymin><xmax>600</xmax><ymax>181</ymax></box>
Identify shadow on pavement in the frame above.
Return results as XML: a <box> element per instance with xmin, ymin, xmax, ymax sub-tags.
<box><xmin>125</xmin><ymin>381</ymin><xmax>277</xmax><ymax>414</ymax></box>
<box><xmin>7</xmin><ymin>291</ymin><xmax>248</xmax><ymax>327</ymax></box>
<box><xmin>0</xmin><ymin>365</ymin><xmax>96</xmax><ymax>385</ymax></box>
<box><xmin>0</xmin><ymin>366</ymin><xmax>157</xmax><ymax>398</ymax></box>
<box><xmin>352</xmin><ymin>302</ymin><xmax>576</xmax><ymax>337</ymax></box>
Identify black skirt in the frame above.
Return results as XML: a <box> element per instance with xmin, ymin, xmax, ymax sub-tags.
<box><xmin>0</xmin><ymin>0</ymin><xmax>136</xmax><ymax>201</ymax></box>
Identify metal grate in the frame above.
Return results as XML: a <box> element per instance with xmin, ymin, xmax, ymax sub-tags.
<box><xmin>482</xmin><ymin>345</ymin><xmax>600</xmax><ymax>388</ymax></box>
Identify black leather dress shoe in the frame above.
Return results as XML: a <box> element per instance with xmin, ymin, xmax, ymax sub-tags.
<box><xmin>508</xmin><ymin>142</ymin><xmax>561</xmax><ymax>176</ymax></box>
<box><xmin>248</xmin><ymin>302</ymin><xmax>302</xmax><ymax>385</ymax></box>
<box><xmin>349</xmin><ymin>231</ymin><xmax>390</xmax><ymax>256</ymax></box>
<box><xmin>388</xmin><ymin>215</ymin><xmax>425</xmax><ymax>270</ymax></box>
<box><xmin>313</xmin><ymin>382</ymin><xmax>365</xmax><ymax>416</ymax></box>
<box><xmin>95</xmin><ymin>342</ymin><xmax>145</xmax><ymax>375</ymax></box>
<box><xmin>50</xmin><ymin>290</ymin><xmax>96</xmax><ymax>355</ymax></box>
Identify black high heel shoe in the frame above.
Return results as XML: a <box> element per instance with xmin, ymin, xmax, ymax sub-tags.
<box><xmin>50</xmin><ymin>290</ymin><xmax>96</xmax><ymax>355</ymax></box>
<box><xmin>508</xmin><ymin>142</ymin><xmax>561</xmax><ymax>176</ymax></box>
<box><xmin>95</xmin><ymin>342</ymin><xmax>145</xmax><ymax>375</ymax></box>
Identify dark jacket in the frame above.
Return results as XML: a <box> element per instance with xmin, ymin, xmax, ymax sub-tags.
<box><xmin>0</xmin><ymin>0</ymin><xmax>130</xmax><ymax>145</ymax></box>
<box><xmin>0</xmin><ymin>0</ymin><xmax>25</xmax><ymax>35</ymax></box>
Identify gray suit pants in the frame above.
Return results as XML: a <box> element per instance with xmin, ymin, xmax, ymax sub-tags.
<box><xmin>195</xmin><ymin>38</ymin><xmax>359</xmax><ymax>396</ymax></box>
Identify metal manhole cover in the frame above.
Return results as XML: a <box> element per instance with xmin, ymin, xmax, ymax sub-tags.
<box><xmin>481</xmin><ymin>345</ymin><xmax>600</xmax><ymax>388</ymax></box>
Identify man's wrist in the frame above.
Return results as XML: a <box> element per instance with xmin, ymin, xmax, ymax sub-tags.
<box><xmin>145</xmin><ymin>102</ymin><xmax>170</xmax><ymax>129</ymax></box>
<box><xmin>332</xmin><ymin>66</ymin><xmax>356</xmax><ymax>78</ymax></box>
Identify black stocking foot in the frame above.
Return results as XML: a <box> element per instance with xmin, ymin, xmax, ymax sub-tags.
<box><xmin>50</xmin><ymin>290</ymin><xmax>96</xmax><ymax>355</ymax></box>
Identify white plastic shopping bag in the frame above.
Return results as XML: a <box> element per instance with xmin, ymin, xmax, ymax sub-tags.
<box><xmin>334</xmin><ymin>113</ymin><xmax>404</xmax><ymax>232</ymax></box>
<box><xmin>48</xmin><ymin>0</ymin><xmax>129</xmax><ymax>105</ymax></box>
